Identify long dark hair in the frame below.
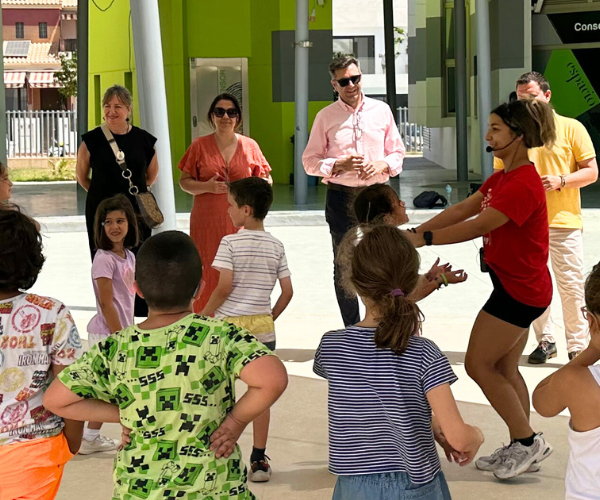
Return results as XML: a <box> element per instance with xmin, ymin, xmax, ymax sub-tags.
<box><xmin>338</xmin><ymin>225</ymin><xmax>423</xmax><ymax>354</ymax></box>
<box><xmin>93</xmin><ymin>194</ymin><xmax>139</xmax><ymax>251</ymax></box>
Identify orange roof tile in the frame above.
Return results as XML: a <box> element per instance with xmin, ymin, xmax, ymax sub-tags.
<box><xmin>1</xmin><ymin>0</ymin><xmax>62</xmax><ymax>6</ymax></box>
<box><xmin>3</xmin><ymin>41</ymin><xmax>59</xmax><ymax>66</ymax></box>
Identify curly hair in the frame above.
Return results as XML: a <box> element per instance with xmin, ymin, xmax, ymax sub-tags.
<box><xmin>352</xmin><ymin>184</ymin><xmax>399</xmax><ymax>225</ymax></box>
<box><xmin>337</xmin><ymin>225</ymin><xmax>423</xmax><ymax>354</ymax></box>
<box><xmin>0</xmin><ymin>207</ymin><xmax>45</xmax><ymax>291</ymax></box>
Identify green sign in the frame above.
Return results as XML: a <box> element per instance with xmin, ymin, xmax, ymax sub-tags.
<box><xmin>544</xmin><ymin>49</ymin><xmax>600</xmax><ymax>117</ymax></box>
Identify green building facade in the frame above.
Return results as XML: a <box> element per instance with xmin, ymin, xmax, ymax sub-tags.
<box><xmin>88</xmin><ymin>0</ymin><xmax>334</xmax><ymax>185</ymax></box>
<box><xmin>408</xmin><ymin>0</ymin><xmax>600</xmax><ymax>174</ymax></box>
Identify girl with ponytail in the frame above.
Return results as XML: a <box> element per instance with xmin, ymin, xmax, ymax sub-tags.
<box><xmin>314</xmin><ymin>225</ymin><xmax>483</xmax><ymax>500</ymax></box>
<box><xmin>406</xmin><ymin>98</ymin><xmax>557</xmax><ymax>479</ymax></box>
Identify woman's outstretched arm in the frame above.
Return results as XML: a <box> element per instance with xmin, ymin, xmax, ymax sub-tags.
<box><xmin>416</xmin><ymin>191</ymin><xmax>484</xmax><ymax>233</ymax></box>
<box><xmin>407</xmin><ymin>207</ymin><xmax>509</xmax><ymax>248</ymax></box>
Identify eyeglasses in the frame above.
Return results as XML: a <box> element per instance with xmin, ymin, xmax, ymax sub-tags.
<box><xmin>335</xmin><ymin>75</ymin><xmax>362</xmax><ymax>87</ymax></box>
<box><xmin>213</xmin><ymin>107</ymin><xmax>239</xmax><ymax>118</ymax></box>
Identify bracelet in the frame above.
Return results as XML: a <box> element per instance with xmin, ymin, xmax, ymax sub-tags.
<box><xmin>560</xmin><ymin>174</ymin><xmax>566</xmax><ymax>189</ymax></box>
<box><xmin>441</xmin><ymin>274</ymin><xmax>449</xmax><ymax>287</ymax></box>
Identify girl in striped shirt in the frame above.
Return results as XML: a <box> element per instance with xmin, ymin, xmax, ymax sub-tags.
<box><xmin>314</xmin><ymin>225</ymin><xmax>483</xmax><ymax>500</ymax></box>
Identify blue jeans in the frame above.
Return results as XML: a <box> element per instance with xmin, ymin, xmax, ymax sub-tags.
<box><xmin>332</xmin><ymin>471</ymin><xmax>452</xmax><ymax>500</ymax></box>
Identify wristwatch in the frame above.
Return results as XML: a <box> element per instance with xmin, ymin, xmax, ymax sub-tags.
<box><xmin>560</xmin><ymin>174</ymin><xmax>566</xmax><ymax>189</ymax></box>
<box><xmin>423</xmin><ymin>231</ymin><xmax>433</xmax><ymax>246</ymax></box>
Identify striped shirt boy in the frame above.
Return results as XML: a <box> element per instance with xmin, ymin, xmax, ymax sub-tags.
<box><xmin>212</xmin><ymin>230</ymin><xmax>290</xmax><ymax>343</ymax></box>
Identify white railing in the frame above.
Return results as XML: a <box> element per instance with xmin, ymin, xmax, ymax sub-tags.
<box><xmin>6</xmin><ymin>110</ymin><xmax>77</xmax><ymax>158</ymax></box>
<box><xmin>397</xmin><ymin>107</ymin><xmax>427</xmax><ymax>154</ymax></box>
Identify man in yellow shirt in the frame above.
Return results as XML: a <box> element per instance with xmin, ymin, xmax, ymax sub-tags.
<box><xmin>507</xmin><ymin>72</ymin><xmax>598</xmax><ymax>363</ymax></box>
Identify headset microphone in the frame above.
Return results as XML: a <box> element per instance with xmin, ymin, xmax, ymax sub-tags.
<box><xmin>486</xmin><ymin>135</ymin><xmax>519</xmax><ymax>153</ymax></box>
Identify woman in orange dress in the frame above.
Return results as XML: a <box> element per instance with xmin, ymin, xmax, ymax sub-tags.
<box><xmin>178</xmin><ymin>93</ymin><xmax>272</xmax><ymax>312</ymax></box>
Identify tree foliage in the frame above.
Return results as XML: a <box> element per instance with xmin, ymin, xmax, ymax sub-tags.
<box><xmin>55</xmin><ymin>52</ymin><xmax>78</xmax><ymax>99</ymax></box>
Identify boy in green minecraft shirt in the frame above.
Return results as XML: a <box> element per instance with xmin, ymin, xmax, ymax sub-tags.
<box><xmin>44</xmin><ymin>231</ymin><xmax>288</xmax><ymax>500</ymax></box>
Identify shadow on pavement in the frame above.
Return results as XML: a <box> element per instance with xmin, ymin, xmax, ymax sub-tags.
<box><xmin>276</xmin><ymin>349</ymin><xmax>316</xmax><ymax>363</ymax></box>
<box><xmin>443</xmin><ymin>351</ymin><xmax>564</xmax><ymax>370</ymax></box>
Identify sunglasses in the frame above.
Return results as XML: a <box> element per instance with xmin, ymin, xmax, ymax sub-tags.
<box><xmin>213</xmin><ymin>107</ymin><xmax>239</xmax><ymax>118</ymax></box>
<box><xmin>335</xmin><ymin>74</ymin><xmax>362</xmax><ymax>87</ymax></box>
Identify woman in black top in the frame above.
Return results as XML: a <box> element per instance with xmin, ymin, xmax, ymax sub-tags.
<box><xmin>76</xmin><ymin>84</ymin><xmax>159</xmax><ymax>316</ymax></box>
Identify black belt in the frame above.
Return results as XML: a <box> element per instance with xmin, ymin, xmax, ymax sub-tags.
<box><xmin>326</xmin><ymin>183</ymin><xmax>362</xmax><ymax>194</ymax></box>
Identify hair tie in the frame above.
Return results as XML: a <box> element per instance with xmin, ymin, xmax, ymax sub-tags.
<box><xmin>391</xmin><ymin>288</ymin><xmax>404</xmax><ymax>297</ymax></box>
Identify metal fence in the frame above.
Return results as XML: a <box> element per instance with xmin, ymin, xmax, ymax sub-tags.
<box><xmin>397</xmin><ymin>107</ymin><xmax>427</xmax><ymax>154</ymax></box>
<box><xmin>6</xmin><ymin>110</ymin><xmax>78</xmax><ymax>158</ymax></box>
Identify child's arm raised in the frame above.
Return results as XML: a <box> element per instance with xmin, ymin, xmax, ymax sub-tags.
<box><xmin>533</xmin><ymin>342</ymin><xmax>600</xmax><ymax>417</ymax></box>
<box><xmin>201</xmin><ymin>269</ymin><xmax>233</xmax><ymax>316</ymax></box>
<box><xmin>272</xmin><ymin>276</ymin><xmax>293</xmax><ymax>321</ymax></box>
<box><xmin>210</xmin><ymin>356</ymin><xmax>288</xmax><ymax>458</ymax></box>
<box><xmin>96</xmin><ymin>277</ymin><xmax>123</xmax><ymax>333</ymax></box>
<box><xmin>410</xmin><ymin>275</ymin><xmax>441</xmax><ymax>302</ymax></box>
<box><xmin>427</xmin><ymin>383</ymin><xmax>484</xmax><ymax>466</ymax></box>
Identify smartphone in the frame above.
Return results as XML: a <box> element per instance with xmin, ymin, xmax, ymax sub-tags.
<box><xmin>480</xmin><ymin>247</ymin><xmax>489</xmax><ymax>273</ymax></box>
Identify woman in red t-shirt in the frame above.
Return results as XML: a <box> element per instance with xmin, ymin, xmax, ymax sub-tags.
<box><xmin>406</xmin><ymin>99</ymin><xmax>556</xmax><ymax>480</ymax></box>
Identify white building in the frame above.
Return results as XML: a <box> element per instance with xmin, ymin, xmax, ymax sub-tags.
<box><xmin>333</xmin><ymin>0</ymin><xmax>408</xmax><ymax>105</ymax></box>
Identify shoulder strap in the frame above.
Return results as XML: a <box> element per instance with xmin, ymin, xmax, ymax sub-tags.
<box><xmin>101</xmin><ymin>123</ymin><xmax>138</xmax><ymax>195</ymax></box>
<box><xmin>101</xmin><ymin>123</ymin><xmax>127</xmax><ymax>170</ymax></box>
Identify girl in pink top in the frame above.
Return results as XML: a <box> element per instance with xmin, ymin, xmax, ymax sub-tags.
<box><xmin>83</xmin><ymin>194</ymin><xmax>139</xmax><ymax>454</ymax></box>
<box><xmin>178</xmin><ymin>93</ymin><xmax>272</xmax><ymax>312</ymax></box>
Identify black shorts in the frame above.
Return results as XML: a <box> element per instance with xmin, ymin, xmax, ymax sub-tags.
<box><xmin>482</xmin><ymin>270</ymin><xmax>547</xmax><ymax>328</ymax></box>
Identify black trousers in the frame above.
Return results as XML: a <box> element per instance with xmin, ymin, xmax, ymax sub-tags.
<box><xmin>325</xmin><ymin>188</ymin><xmax>361</xmax><ymax>327</ymax></box>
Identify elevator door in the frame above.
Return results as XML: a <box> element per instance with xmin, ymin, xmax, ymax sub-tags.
<box><xmin>189</xmin><ymin>58</ymin><xmax>249</xmax><ymax>139</ymax></box>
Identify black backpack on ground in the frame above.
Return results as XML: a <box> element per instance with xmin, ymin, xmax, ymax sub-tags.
<box><xmin>413</xmin><ymin>191</ymin><xmax>448</xmax><ymax>209</ymax></box>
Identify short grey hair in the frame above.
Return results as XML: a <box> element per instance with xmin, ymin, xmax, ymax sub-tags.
<box><xmin>102</xmin><ymin>84</ymin><xmax>133</xmax><ymax>108</ymax></box>
<box><xmin>329</xmin><ymin>56</ymin><xmax>361</xmax><ymax>79</ymax></box>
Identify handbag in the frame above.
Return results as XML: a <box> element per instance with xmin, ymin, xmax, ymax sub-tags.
<box><xmin>101</xmin><ymin>123</ymin><xmax>164</xmax><ymax>229</ymax></box>
<box><xmin>413</xmin><ymin>191</ymin><xmax>448</xmax><ymax>209</ymax></box>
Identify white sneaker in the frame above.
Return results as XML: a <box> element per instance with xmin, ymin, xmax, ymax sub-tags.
<box><xmin>493</xmin><ymin>434</ymin><xmax>553</xmax><ymax>479</ymax></box>
<box><xmin>476</xmin><ymin>443</ymin><xmax>542</xmax><ymax>473</ymax></box>
<box><xmin>78</xmin><ymin>434</ymin><xmax>120</xmax><ymax>455</ymax></box>
<box><xmin>475</xmin><ymin>444</ymin><xmax>512</xmax><ymax>471</ymax></box>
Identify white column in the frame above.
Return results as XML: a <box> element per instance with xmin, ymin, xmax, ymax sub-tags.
<box><xmin>0</xmin><ymin>8</ymin><xmax>7</xmax><ymax>164</ymax></box>
<box><xmin>476</xmin><ymin>0</ymin><xmax>494</xmax><ymax>180</ymax></box>
<box><xmin>294</xmin><ymin>0</ymin><xmax>310</xmax><ymax>205</ymax></box>
<box><xmin>130</xmin><ymin>0</ymin><xmax>177</xmax><ymax>231</ymax></box>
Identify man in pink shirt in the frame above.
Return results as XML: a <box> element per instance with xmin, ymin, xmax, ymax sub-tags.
<box><xmin>302</xmin><ymin>56</ymin><xmax>405</xmax><ymax>326</ymax></box>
